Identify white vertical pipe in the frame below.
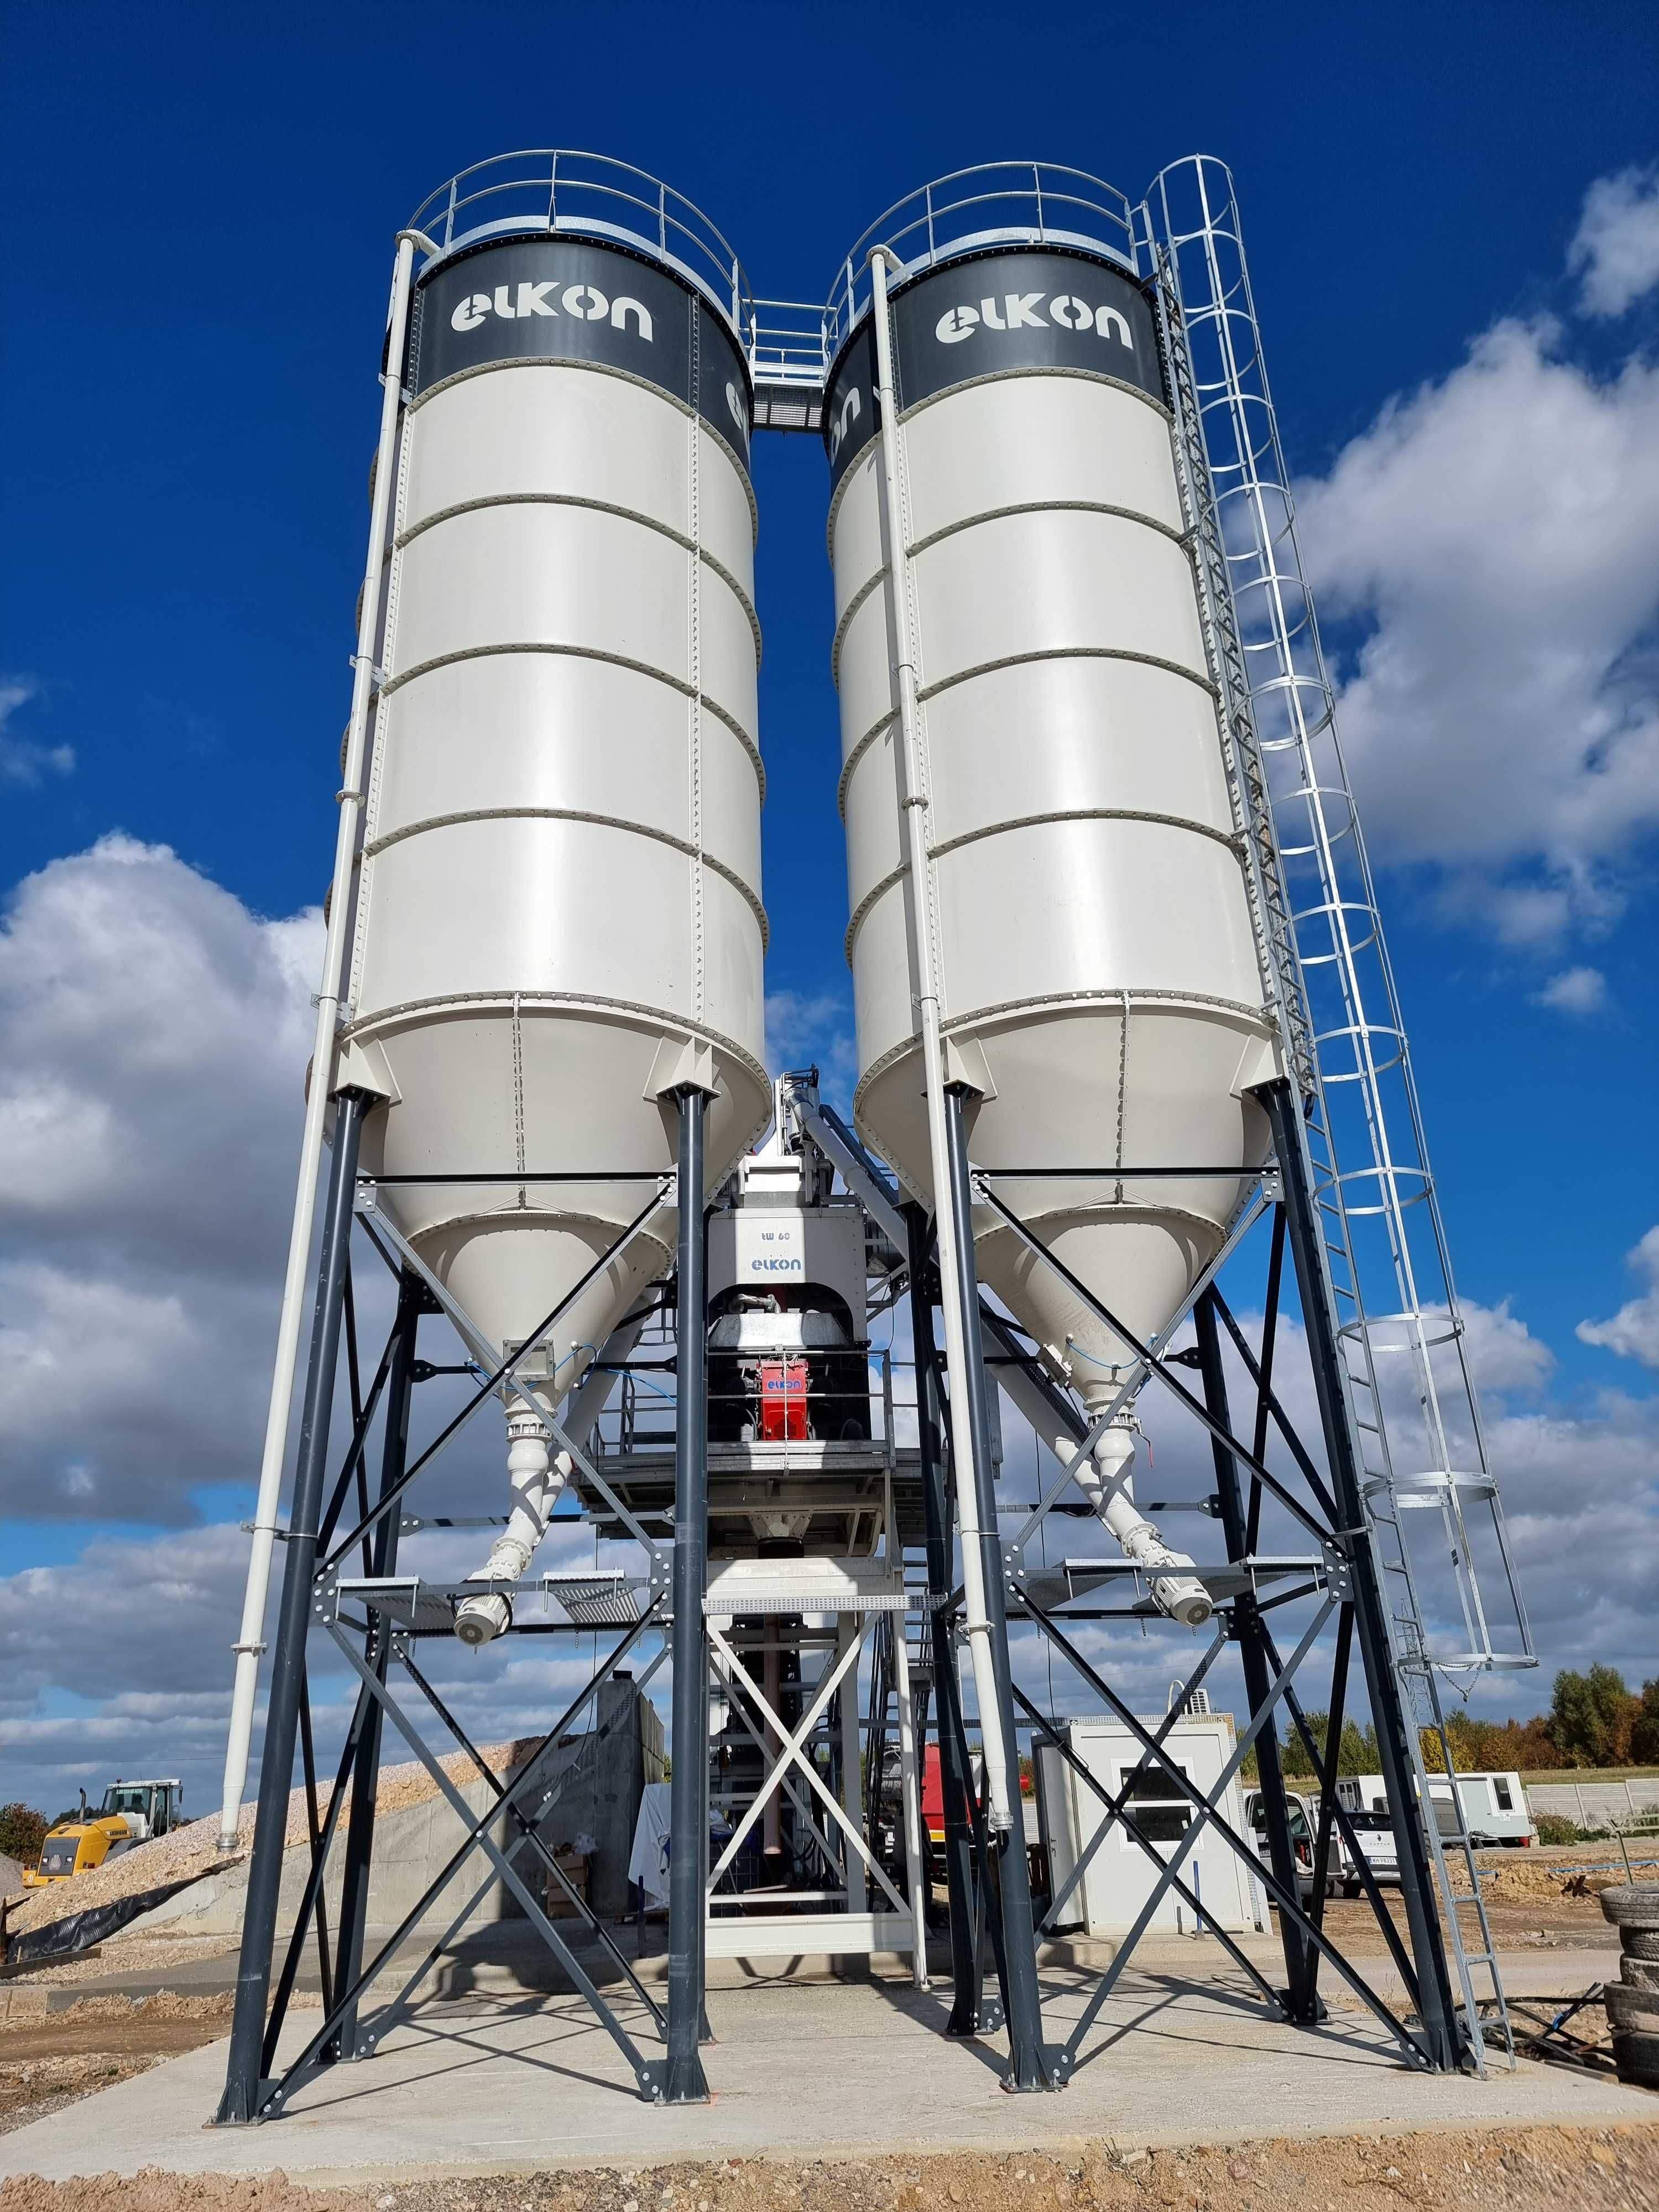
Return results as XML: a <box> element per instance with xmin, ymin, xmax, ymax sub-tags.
<box><xmin>216</xmin><ymin>232</ymin><xmax>419</xmax><ymax>1850</ymax></box>
<box><xmin>890</xmin><ymin>1618</ymin><xmax>929</xmax><ymax>1987</ymax></box>
<box><xmin>866</xmin><ymin>248</ymin><xmax>1013</xmax><ymax>1829</ymax></box>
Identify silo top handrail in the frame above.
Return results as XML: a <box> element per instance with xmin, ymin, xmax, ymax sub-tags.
<box><xmin>824</xmin><ymin>161</ymin><xmax>1140</xmax><ymax>357</ymax></box>
<box><xmin>408</xmin><ymin>150</ymin><xmax>754</xmax><ymax>342</ymax></box>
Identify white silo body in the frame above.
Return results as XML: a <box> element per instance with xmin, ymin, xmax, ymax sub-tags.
<box><xmin>347</xmin><ymin>222</ymin><xmax>769</xmax><ymax>1420</ymax></box>
<box><xmin>827</xmin><ymin>242</ymin><xmax>1277</xmax><ymax>1426</ymax></box>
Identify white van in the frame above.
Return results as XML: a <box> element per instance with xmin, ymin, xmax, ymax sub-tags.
<box><xmin>1336</xmin><ymin>1771</ymin><xmax>1535</xmax><ymax>1847</ymax></box>
<box><xmin>1243</xmin><ymin>1788</ymin><xmax>1401</xmax><ymax>1897</ymax></box>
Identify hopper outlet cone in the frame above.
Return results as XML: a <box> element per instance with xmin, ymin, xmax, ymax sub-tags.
<box><xmin>415</xmin><ymin>1211</ymin><xmax>672</xmax><ymax>1397</ymax></box>
<box><xmin>974</xmin><ymin>1204</ymin><xmax>1220</xmax><ymax>1391</ymax></box>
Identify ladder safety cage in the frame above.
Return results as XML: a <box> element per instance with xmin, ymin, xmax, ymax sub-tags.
<box><xmin>1139</xmin><ymin>154</ymin><xmax>1531</xmax><ymax>2066</ymax></box>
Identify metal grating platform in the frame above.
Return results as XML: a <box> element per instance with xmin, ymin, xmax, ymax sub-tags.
<box><xmin>335</xmin><ymin>1570</ymin><xmax>644</xmax><ymax>1633</ymax></box>
<box><xmin>704</xmin><ymin>1556</ymin><xmax>910</xmax><ymax>1617</ymax></box>
<box><xmin>1015</xmin><ymin>1554</ymin><xmax>1330</xmax><ymax>1615</ymax></box>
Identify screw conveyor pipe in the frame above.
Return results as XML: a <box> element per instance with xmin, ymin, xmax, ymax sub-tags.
<box><xmin>216</xmin><ymin>233</ymin><xmax>419</xmax><ymax>1850</ymax></box>
<box><xmin>867</xmin><ymin>247</ymin><xmax>1014</xmax><ymax>1834</ymax></box>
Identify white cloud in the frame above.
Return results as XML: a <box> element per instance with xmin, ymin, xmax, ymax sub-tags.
<box><xmin>1295</xmin><ymin>185</ymin><xmax>1659</xmax><ymax>950</ymax></box>
<box><xmin>0</xmin><ymin>1512</ymin><xmax>637</xmax><ymax>1815</ymax></box>
<box><xmin>0</xmin><ymin>679</ymin><xmax>74</xmax><ymax>786</ymax></box>
<box><xmin>1532</xmin><ymin>964</ymin><xmax>1610</xmax><ymax>1016</ymax></box>
<box><xmin>0</xmin><ymin>836</ymin><xmax>321</xmax><ymax>1519</ymax></box>
<box><xmin>1578</xmin><ymin>1223</ymin><xmax>1659</xmax><ymax>1371</ymax></box>
<box><xmin>1570</xmin><ymin>165</ymin><xmax>1659</xmax><ymax>319</ymax></box>
<box><xmin>765</xmin><ymin>985</ymin><xmax>858</xmax><ymax>1110</ymax></box>
<box><xmin>1456</xmin><ymin>1296</ymin><xmax>1556</xmax><ymax>1395</ymax></box>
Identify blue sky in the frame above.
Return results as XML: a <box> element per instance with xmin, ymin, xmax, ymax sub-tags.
<box><xmin>2</xmin><ymin>0</ymin><xmax>1657</xmax><ymax>1813</ymax></box>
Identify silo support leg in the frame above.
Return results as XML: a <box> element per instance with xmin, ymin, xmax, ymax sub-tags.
<box><xmin>1256</xmin><ymin>1079</ymin><xmax>1465</xmax><ymax>2072</ymax></box>
<box><xmin>941</xmin><ymin>1090</ymin><xmax>1064</xmax><ymax>2093</ymax></box>
<box><xmin>1193</xmin><ymin>1290</ymin><xmax>1319</xmax><ymax>2016</ymax></box>
<box><xmin>331</xmin><ymin>1268</ymin><xmax>425</xmax><ymax>2060</ymax></box>
<box><xmin>660</xmin><ymin>1084</ymin><xmax>712</xmax><ymax>2104</ymax></box>
<box><xmin>217</xmin><ymin>1089</ymin><xmax>371</xmax><ymax>2126</ymax></box>
<box><xmin>904</xmin><ymin>1208</ymin><xmax>987</xmax><ymax>2034</ymax></box>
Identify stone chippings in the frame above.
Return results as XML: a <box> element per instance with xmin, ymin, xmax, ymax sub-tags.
<box><xmin>4</xmin><ymin>1744</ymin><xmax>544</xmax><ymax>1942</ymax></box>
<box><xmin>4</xmin><ymin>2128</ymin><xmax>1659</xmax><ymax>2212</ymax></box>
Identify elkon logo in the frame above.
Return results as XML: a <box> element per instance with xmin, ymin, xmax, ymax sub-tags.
<box><xmin>451</xmin><ymin>281</ymin><xmax>655</xmax><ymax>339</ymax></box>
<box><xmin>935</xmin><ymin>291</ymin><xmax>1133</xmax><ymax>350</ymax></box>
<box><xmin>827</xmin><ymin>383</ymin><xmax>862</xmax><ymax>463</ymax></box>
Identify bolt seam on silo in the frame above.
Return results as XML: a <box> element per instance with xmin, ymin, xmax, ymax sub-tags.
<box><xmin>375</xmin><ymin>643</ymin><xmax>765</xmax><ymax>792</ymax></box>
<box><xmin>360</xmin><ymin>810</ymin><xmax>769</xmax><ymax>945</ymax></box>
<box><xmin>395</xmin><ymin>497</ymin><xmax>763</xmax><ymax>659</ymax></box>
<box><xmin>687</xmin><ymin>301</ymin><xmax>705</xmax><ymax>1022</ymax></box>
<box><xmin>406</xmin><ymin>352</ymin><xmax>760</xmax><ymax>546</ymax></box>
<box><xmin>511</xmin><ymin>992</ymin><xmax>527</xmax><ymax>1208</ymax></box>
<box><xmin>916</xmin><ymin>644</ymin><xmax>1216</xmax><ymax>708</ymax></box>
<box><xmin>906</xmin><ymin>498</ymin><xmax>1192</xmax><ymax>561</ymax></box>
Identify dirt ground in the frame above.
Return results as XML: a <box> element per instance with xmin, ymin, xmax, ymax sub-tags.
<box><xmin>0</xmin><ymin>1996</ymin><xmax>232</xmax><ymax>2136</ymax></box>
<box><xmin>1</xmin><ymin>2125</ymin><xmax>1657</xmax><ymax>2212</ymax></box>
<box><xmin>1318</xmin><ymin>1845</ymin><xmax>1647</xmax><ymax>1957</ymax></box>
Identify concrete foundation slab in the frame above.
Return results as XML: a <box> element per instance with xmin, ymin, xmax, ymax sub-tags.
<box><xmin>2</xmin><ymin>1964</ymin><xmax>1653</xmax><ymax>2182</ymax></box>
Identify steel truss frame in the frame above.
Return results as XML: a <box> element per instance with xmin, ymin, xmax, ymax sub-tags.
<box><xmin>216</xmin><ymin>1115</ymin><xmax>697</xmax><ymax>2123</ymax></box>
<box><xmin>873</xmin><ymin>1097</ymin><xmax>1493</xmax><ymax>2084</ymax></box>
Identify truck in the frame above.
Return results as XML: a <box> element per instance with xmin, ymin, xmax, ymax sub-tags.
<box><xmin>1335</xmin><ymin>1770</ymin><xmax>1535</xmax><ymax>1848</ymax></box>
<box><xmin>23</xmin><ymin>1779</ymin><xmax>185</xmax><ymax>1887</ymax></box>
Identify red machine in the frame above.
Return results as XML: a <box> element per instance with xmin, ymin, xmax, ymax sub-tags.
<box><xmin>757</xmin><ymin>1356</ymin><xmax>810</xmax><ymax>1442</ymax></box>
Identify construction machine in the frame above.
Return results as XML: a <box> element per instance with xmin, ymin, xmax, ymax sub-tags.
<box><xmin>22</xmin><ymin>1779</ymin><xmax>184</xmax><ymax>1887</ymax></box>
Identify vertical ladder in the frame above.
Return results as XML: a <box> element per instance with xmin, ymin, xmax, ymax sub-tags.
<box><xmin>1142</xmin><ymin>160</ymin><xmax>1533</xmax><ymax>2072</ymax></box>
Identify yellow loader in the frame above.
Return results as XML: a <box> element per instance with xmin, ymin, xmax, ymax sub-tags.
<box><xmin>22</xmin><ymin>1779</ymin><xmax>185</xmax><ymax>1887</ymax></box>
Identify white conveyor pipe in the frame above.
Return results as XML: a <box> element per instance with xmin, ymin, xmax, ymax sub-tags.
<box><xmin>453</xmin><ymin>1317</ymin><xmax>646</xmax><ymax>1646</ymax></box>
<box><xmin>989</xmin><ymin>1352</ymin><xmax>1212</xmax><ymax>1627</ymax></box>
<box><xmin>868</xmin><ymin>247</ymin><xmax>1014</xmax><ymax>1832</ymax></box>
<box><xmin>217</xmin><ymin>233</ymin><xmax>419</xmax><ymax>1850</ymax></box>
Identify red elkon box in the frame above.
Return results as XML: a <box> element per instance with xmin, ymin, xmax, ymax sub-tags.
<box><xmin>758</xmin><ymin>1358</ymin><xmax>810</xmax><ymax>1442</ymax></box>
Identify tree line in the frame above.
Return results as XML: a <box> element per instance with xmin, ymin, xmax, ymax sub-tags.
<box><xmin>1238</xmin><ymin>1666</ymin><xmax>1659</xmax><ymax>1783</ymax></box>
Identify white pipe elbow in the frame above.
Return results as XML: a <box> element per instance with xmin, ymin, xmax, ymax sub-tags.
<box><xmin>1061</xmin><ymin>1420</ymin><xmax>1214</xmax><ymax>1629</ymax></box>
<box><xmin>454</xmin><ymin>1405</ymin><xmax>565</xmax><ymax>1647</ymax></box>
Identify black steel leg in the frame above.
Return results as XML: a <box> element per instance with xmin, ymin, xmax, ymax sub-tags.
<box><xmin>905</xmin><ymin>1206</ymin><xmax>983</xmax><ymax>2033</ymax></box>
<box><xmin>1258</xmin><ymin>1077</ymin><xmax>1464</xmax><ymax>2071</ymax></box>
<box><xmin>942</xmin><ymin>1088</ymin><xmax>1058</xmax><ymax>2092</ymax></box>
<box><xmin>662</xmin><ymin>1086</ymin><xmax>711</xmax><ymax>2103</ymax></box>
<box><xmin>1194</xmin><ymin>1287</ymin><xmax>1319</xmax><ymax>2017</ymax></box>
<box><xmin>218</xmin><ymin>1089</ymin><xmax>371</xmax><ymax>2125</ymax></box>
<box><xmin>331</xmin><ymin>1267</ymin><xmax>425</xmax><ymax>2060</ymax></box>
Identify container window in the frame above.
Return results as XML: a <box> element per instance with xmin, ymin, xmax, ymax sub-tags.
<box><xmin>1116</xmin><ymin>1762</ymin><xmax>1191</xmax><ymax>1847</ymax></box>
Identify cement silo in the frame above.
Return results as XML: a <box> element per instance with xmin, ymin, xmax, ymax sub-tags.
<box><xmin>826</xmin><ymin>212</ymin><xmax>1280</xmax><ymax>1624</ymax></box>
<box><xmin>347</xmin><ymin>187</ymin><xmax>771</xmax><ymax>1626</ymax></box>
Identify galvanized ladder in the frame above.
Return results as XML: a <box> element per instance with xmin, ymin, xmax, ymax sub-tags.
<box><xmin>1145</xmin><ymin>175</ymin><xmax>1526</xmax><ymax>2072</ymax></box>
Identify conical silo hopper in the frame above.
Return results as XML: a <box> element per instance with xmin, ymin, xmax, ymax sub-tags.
<box><xmin>344</xmin><ymin>170</ymin><xmax>770</xmax><ymax>1627</ymax></box>
<box><xmin>825</xmin><ymin>187</ymin><xmax>1279</xmax><ymax>1611</ymax></box>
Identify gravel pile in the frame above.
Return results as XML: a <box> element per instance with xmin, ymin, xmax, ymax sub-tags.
<box><xmin>5</xmin><ymin>1741</ymin><xmax>542</xmax><ymax>1943</ymax></box>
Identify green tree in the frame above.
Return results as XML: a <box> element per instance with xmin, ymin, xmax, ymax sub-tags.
<box><xmin>1631</xmin><ymin>1679</ymin><xmax>1659</xmax><ymax>1766</ymax></box>
<box><xmin>1549</xmin><ymin>1665</ymin><xmax>1638</xmax><ymax>1766</ymax></box>
<box><xmin>0</xmin><ymin>1803</ymin><xmax>48</xmax><ymax>1866</ymax></box>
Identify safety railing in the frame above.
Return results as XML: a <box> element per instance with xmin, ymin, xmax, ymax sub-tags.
<box><xmin>408</xmin><ymin>150</ymin><xmax>753</xmax><ymax>340</ymax></box>
<box><xmin>825</xmin><ymin>161</ymin><xmax>1140</xmax><ymax>357</ymax></box>
<box><xmin>745</xmin><ymin>298</ymin><xmax>834</xmax><ymax>392</ymax></box>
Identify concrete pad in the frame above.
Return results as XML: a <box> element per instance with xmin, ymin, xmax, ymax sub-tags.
<box><xmin>3</xmin><ymin>1963</ymin><xmax>1655</xmax><ymax>2182</ymax></box>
